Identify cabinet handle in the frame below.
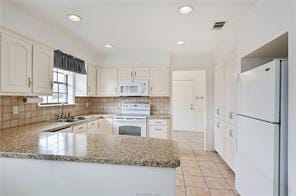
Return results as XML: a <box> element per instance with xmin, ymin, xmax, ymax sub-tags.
<box><xmin>131</xmin><ymin>72</ymin><xmax>133</xmax><ymax>77</ymax></box>
<box><xmin>77</xmin><ymin>126</ymin><xmax>84</xmax><ymax>130</ymax></box>
<box><xmin>28</xmin><ymin>77</ymin><xmax>32</xmax><ymax>88</ymax></box>
<box><xmin>155</xmin><ymin>128</ymin><xmax>162</xmax><ymax>131</ymax></box>
<box><xmin>150</xmin><ymin>86</ymin><xmax>153</xmax><ymax>92</ymax></box>
<box><xmin>229</xmin><ymin>112</ymin><xmax>233</xmax><ymax>119</ymax></box>
<box><xmin>216</xmin><ymin>122</ymin><xmax>220</xmax><ymax>128</ymax></box>
<box><xmin>87</xmin><ymin>86</ymin><xmax>90</xmax><ymax>92</ymax></box>
<box><xmin>51</xmin><ymin>81</ymin><xmax>53</xmax><ymax>89</ymax></box>
<box><xmin>229</xmin><ymin>129</ymin><xmax>233</xmax><ymax>137</ymax></box>
<box><xmin>216</xmin><ymin>108</ymin><xmax>220</xmax><ymax>115</ymax></box>
<box><xmin>135</xmin><ymin>71</ymin><xmax>137</xmax><ymax>77</ymax></box>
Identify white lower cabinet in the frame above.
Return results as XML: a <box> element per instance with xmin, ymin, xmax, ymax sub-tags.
<box><xmin>72</xmin><ymin>123</ymin><xmax>87</xmax><ymax>133</ymax></box>
<box><xmin>148</xmin><ymin>119</ymin><xmax>169</xmax><ymax>139</ymax></box>
<box><xmin>214</xmin><ymin>117</ymin><xmax>235</xmax><ymax>171</ymax></box>
<box><xmin>86</xmin><ymin>120</ymin><xmax>99</xmax><ymax>134</ymax></box>
<box><xmin>98</xmin><ymin>118</ymin><xmax>113</xmax><ymax>135</ymax></box>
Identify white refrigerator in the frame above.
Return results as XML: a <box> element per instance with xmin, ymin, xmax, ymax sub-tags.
<box><xmin>236</xmin><ymin>59</ymin><xmax>288</xmax><ymax>196</ymax></box>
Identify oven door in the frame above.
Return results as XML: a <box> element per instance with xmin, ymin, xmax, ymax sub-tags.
<box><xmin>113</xmin><ymin>118</ymin><xmax>147</xmax><ymax>137</ymax></box>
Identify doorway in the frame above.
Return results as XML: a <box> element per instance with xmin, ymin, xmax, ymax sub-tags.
<box><xmin>172</xmin><ymin>70</ymin><xmax>206</xmax><ymax>132</ymax></box>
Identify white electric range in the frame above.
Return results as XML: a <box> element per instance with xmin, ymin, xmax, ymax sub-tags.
<box><xmin>113</xmin><ymin>103</ymin><xmax>151</xmax><ymax>137</ymax></box>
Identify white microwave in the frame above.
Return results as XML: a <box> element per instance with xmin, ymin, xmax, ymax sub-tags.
<box><xmin>118</xmin><ymin>80</ymin><xmax>149</xmax><ymax>96</ymax></box>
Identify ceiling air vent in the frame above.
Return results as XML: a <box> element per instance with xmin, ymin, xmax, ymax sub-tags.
<box><xmin>212</xmin><ymin>21</ymin><xmax>227</xmax><ymax>30</ymax></box>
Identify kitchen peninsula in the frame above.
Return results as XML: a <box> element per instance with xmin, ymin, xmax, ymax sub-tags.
<box><xmin>0</xmin><ymin>121</ymin><xmax>179</xmax><ymax>196</ymax></box>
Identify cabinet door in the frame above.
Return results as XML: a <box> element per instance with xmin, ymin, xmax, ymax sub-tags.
<box><xmin>224</xmin><ymin>56</ymin><xmax>237</xmax><ymax>124</ymax></box>
<box><xmin>214</xmin><ymin>118</ymin><xmax>225</xmax><ymax>158</ymax></box>
<box><xmin>134</xmin><ymin>68</ymin><xmax>150</xmax><ymax>80</ymax></box>
<box><xmin>214</xmin><ymin>65</ymin><xmax>225</xmax><ymax>119</ymax></box>
<box><xmin>150</xmin><ymin>67</ymin><xmax>169</xmax><ymax>96</ymax></box>
<box><xmin>1</xmin><ymin>33</ymin><xmax>32</xmax><ymax>93</ymax></box>
<box><xmin>33</xmin><ymin>44</ymin><xmax>53</xmax><ymax>95</ymax></box>
<box><xmin>97</xmin><ymin>68</ymin><xmax>118</xmax><ymax>96</ymax></box>
<box><xmin>87</xmin><ymin>65</ymin><xmax>97</xmax><ymax>96</ymax></box>
<box><xmin>224</xmin><ymin>124</ymin><xmax>235</xmax><ymax>171</ymax></box>
<box><xmin>118</xmin><ymin>68</ymin><xmax>133</xmax><ymax>80</ymax></box>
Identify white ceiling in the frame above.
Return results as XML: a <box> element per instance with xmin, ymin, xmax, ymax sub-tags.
<box><xmin>7</xmin><ymin>0</ymin><xmax>257</xmax><ymax>59</ymax></box>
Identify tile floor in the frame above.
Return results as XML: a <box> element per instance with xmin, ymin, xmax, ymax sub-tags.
<box><xmin>171</xmin><ymin>131</ymin><xmax>238</xmax><ymax>196</ymax></box>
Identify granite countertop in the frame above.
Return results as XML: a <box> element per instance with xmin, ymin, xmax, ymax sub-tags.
<box><xmin>0</xmin><ymin>116</ymin><xmax>179</xmax><ymax>168</ymax></box>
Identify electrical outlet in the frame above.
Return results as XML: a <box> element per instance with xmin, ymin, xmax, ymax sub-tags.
<box><xmin>13</xmin><ymin>106</ymin><xmax>19</xmax><ymax>115</ymax></box>
<box><xmin>86</xmin><ymin>102</ymin><xmax>89</xmax><ymax>108</ymax></box>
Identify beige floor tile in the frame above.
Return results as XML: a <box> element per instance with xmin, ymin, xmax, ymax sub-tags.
<box><xmin>176</xmin><ymin>166</ymin><xmax>183</xmax><ymax>175</ymax></box>
<box><xmin>182</xmin><ymin>166</ymin><xmax>203</xmax><ymax>176</ymax></box>
<box><xmin>176</xmin><ymin>175</ymin><xmax>185</xmax><ymax>186</ymax></box>
<box><xmin>225</xmin><ymin>178</ymin><xmax>236</xmax><ymax>190</ymax></box>
<box><xmin>186</xmin><ymin>186</ymin><xmax>210</xmax><ymax>196</ymax></box>
<box><xmin>180</xmin><ymin>154</ymin><xmax>196</xmax><ymax>161</ymax></box>
<box><xmin>195</xmin><ymin>154</ymin><xmax>212</xmax><ymax>161</ymax></box>
<box><xmin>210</xmin><ymin>189</ymin><xmax>235</xmax><ymax>196</ymax></box>
<box><xmin>178</xmin><ymin>149</ymin><xmax>194</xmax><ymax>155</ymax></box>
<box><xmin>204</xmin><ymin>177</ymin><xmax>230</xmax><ymax>190</ymax></box>
<box><xmin>201</xmin><ymin>167</ymin><xmax>223</xmax><ymax>178</ymax></box>
<box><xmin>219</xmin><ymin>168</ymin><xmax>235</xmax><ymax>178</ymax></box>
<box><xmin>184</xmin><ymin>175</ymin><xmax>207</xmax><ymax>188</ymax></box>
<box><xmin>176</xmin><ymin>185</ymin><xmax>186</xmax><ymax>196</ymax></box>
<box><xmin>181</xmin><ymin>160</ymin><xmax>199</xmax><ymax>168</ymax></box>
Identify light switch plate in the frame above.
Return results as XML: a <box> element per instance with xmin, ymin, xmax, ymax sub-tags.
<box><xmin>13</xmin><ymin>106</ymin><xmax>19</xmax><ymax>114</ymax></box>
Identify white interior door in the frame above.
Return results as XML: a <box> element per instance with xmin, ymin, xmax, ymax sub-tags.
<box><xmin>172</xmin><ymin>81</ymin><xmax>195</xmax><ymax>131</ymax></box>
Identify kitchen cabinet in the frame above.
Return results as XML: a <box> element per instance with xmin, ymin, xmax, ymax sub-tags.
<box><xmin>148</xmin><ymin>119</ymin><xmax>169</xmax><ymax>139</ymax></box>
<box><xmin>118</xmin><ymin>68</ymin><xmax>133</xmax><ymax>80</ymax></box>
<box><xmin>97</xmin><ymin>68</ymin><xmax>118</xmax><ymax>97</ymax></box>
<box><xmin>118</xmin><ymin>67</ymin><xmax>149</xmax><ymax>80</ymax></box>
<box><xmin>86</xmin><ymin>120</ymin><xmax>99</xmax><ymax>134</ymax></box>
<box><xmin>98</xmin><ymin>118</ymin><xmax>113</xmax><ymax>135</ymax></box>
<box><xmin>214</xmin><ymin>64</ymin><xmax>225</xmax><ymax>119</ymax></box>
<box><xmin>0</xmin><ymin>30</ymin><xmax>54</xmax><ymax>96</ymax></box>
<box><xmin>214</xmin><ymin>118</ymin><xmax>225</xmax><ymax>158</ymax></box>
<box><xmin>224</xmin><ymin>123</ymin><xmax>235</xmax><ymax>170</ymax></box>
<box><xmin>32</xmin><ymin>43</ymin><xmax>54</xmax><ymax>95</ymax></box>
<box><xmin>87</xmin><ymin>65</ymin><xmax>97</xmax><ymax>96</ymax></box>
<box><xmin>150</xmin><ymin>67</ymin><xmax>170</xmax><ymax>97</ymax></box>
<box><xmin>72</xmin><ymin>123</ymin><xmax>87</xmax><ymax>133</ymax></box>
<box><xmin>1</xmin><ymin>32</ymin><xmax>33</xmax><ymax>94</ymax></box>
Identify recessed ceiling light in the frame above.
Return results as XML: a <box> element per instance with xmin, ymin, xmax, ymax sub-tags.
<box><xmin>177</xmin><ymin>41</ymin><xmax>185</xmax><ymax>45</ymax></box>
<box><xmin>68</xmin><ymin>14</ymin><xmax>81</xmax><ymax>22</ymax></box>
<box><xmin>105</xmin><ymin>44</ymin><xmax>113</xmax><ymax>48</ymax></box>
<box><xmin>178</xmin><ymin>5</ymin><xmax>193</xmax><ymax>14</ymax></box>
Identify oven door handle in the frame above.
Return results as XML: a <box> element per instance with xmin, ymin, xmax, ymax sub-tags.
<box><xmin>114</xmin><ymin>118</ymin><xmax>146</xmax><ymax>122</ymax></box>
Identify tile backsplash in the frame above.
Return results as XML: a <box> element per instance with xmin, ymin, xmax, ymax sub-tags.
<box><xmin>0</xmin><ymin>96</ymin><xmax>170</xmax><ymax>130</ymax></box>
<box><xmin>0</xmin><ymin>96</ymin><xmax>90</xmax><ymax>130</ymax></box>
<box><xmin>89</xmin><ymin>97</ymin><xmax>170</xmax><ymax>114</ymax></box>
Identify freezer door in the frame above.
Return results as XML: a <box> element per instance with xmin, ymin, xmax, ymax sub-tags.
<box><xmin>239</xmin><ymin>60</ymin><xmax>281</xmax><ymax>122</ymax></box>
<box><xmin>236</xmin><ymin>116</ymin><xmax>279</xmax><ymax>196</ymax></box>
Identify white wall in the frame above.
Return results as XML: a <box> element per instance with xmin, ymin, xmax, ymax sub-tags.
<box><xmin>214</xmin><ymin>0</ymin><xmax>296</xmax><ymax>194</ymax></box>
<box><xmin>1</xmin><ymin>1</ymin><xmax>97</xmax><ymax>64</ymax></box>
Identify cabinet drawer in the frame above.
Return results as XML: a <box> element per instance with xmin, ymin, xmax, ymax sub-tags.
<box><xmin>87</xmin><ymin>120</ymin><xmax>99</xmax><ymax>133</ymax></box>
<box><xmin>149</xmin><ymin>119</ymin><xmax>168</xmax><ymax>126</ymax></box>
<box><xmin>149</xmin><ymin>126</ymin><xmax>168</xmax><ymax>139</ymax></box>
<box><xmin>72</xmin><ymin>123</ymin><xmax>87</xmax><ymax>133</ymax></box>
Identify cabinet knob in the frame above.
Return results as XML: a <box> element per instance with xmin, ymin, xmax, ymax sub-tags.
<box><xmin>216</xmin><ymin>122</ymin><xmax>220</xmax><ymax>128</ymax></box>
<box><xmin>229</xmin><ymin>112</ymin><xmax>234</xmax><ymax>119</ymax></box>
<box><xmin>229</xmin><ymin>129</ymin><xmax>233</xmax><ymax>137</ymax></box>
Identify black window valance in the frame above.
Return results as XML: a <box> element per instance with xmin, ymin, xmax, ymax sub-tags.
<box><xmin>54</xmin><ymin>50</ymin><xmax>86</xmax><ymax>74</ymax></box>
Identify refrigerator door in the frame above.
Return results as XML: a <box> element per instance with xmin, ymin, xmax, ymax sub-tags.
<box><xmin>236</xmin><ymin>116</ymin><xmax>279</xmax><ymax>196</ymax></box>
<box><xmin>239</xmin><ymin>60</ymin><xmax>280</xmax><ymax>123</ymax></box>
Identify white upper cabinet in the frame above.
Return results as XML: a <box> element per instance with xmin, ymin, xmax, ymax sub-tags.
<box><xmin>33</xmin><ymin>43</ymin><xmax>54</xmax><ymax>95</ymax></box>
<box><xmin>97</xmin><ymin>68</ymin><xmax>118</xmax><ymax>97</ymax></box>
<box><xmin>1</xmin><ymin>32</ymin><xmax>32</xmax><ymax>94</ymax></box>
<box><xmin>118</xmin><ymin>67</ymin><xmax>150</xmax><ymax>80</ymax></box>
<box><xmin>118</xmin><ymin>68</ymin><xmax>133</xmax><ymax>80</ymax></box>
<box><xmin>134</xmin><ymin>68</ymin><xmax>149</xmax><ymax>80</ymax></box>
<box><xmin>150</xmin><ymin>67</ymin><xmax>169</xmax><ymax>96</ymax></box>
<box><xmin>87</xmin><ymin>65</ymin><xmax>97</xmax><ymax>96</ymax></box>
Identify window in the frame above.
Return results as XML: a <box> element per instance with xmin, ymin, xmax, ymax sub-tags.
<box><xmin>40</xmin><ymin>68</ymin><xmax>75</xmax><ymax>105</ymax></box>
